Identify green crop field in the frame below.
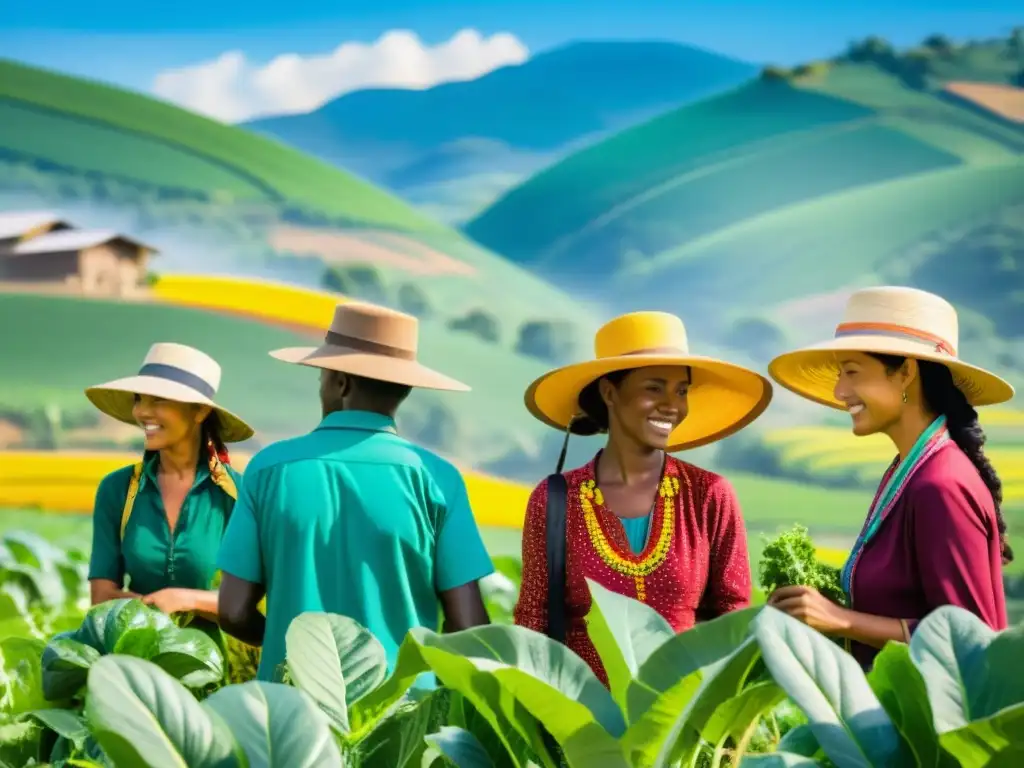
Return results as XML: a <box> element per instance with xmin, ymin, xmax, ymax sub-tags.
<box><xmin>0</xmin><ymin>58</ymin><xmax>443</xmax><ymax>231</ymax></box>
<box><xmin>0</xmin><ymin>293</ymin><xmax>558</xmax><ymax>463</ymax></box>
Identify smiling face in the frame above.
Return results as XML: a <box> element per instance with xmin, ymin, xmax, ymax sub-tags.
<box><xmin>833</xmin><ymin>352</ymin><xmax>913</xmax><ymax>436</ymax></box>
<box><xmin>602</xmin><ymin>365</ymin><xmax>691</xmax><ymax>450</ymax></box>
<box><xmin>131</xmin><ymin>394</ymin><xmax>210</xmax><ymax>452</ymax></box>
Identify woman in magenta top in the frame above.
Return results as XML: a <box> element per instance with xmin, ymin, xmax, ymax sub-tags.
<box><xmin>766</xmin><ymin>287</ymin><xmax>1013</xmax><ymax>669</ymax></box>
<box><xmin>513</xmin><ymin>311</ymin><xmax>773</xmax><ymax>684</ymax></box>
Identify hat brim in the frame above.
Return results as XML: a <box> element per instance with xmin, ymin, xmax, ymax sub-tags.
<box><xmin>524</xmin><ymin>354</ymin><xmax>773</xmax><ymax>452</ymax></box>
<box><xmin>768</xmin><ymin>334</ymin><xmax>1016</xmax><ymax>409</ymax></box>
<box><xmin>269</xmin><ymin>344</ymin><xmax>470</xmax><ymax>392</ymax></box>
<box><xmin>84</xmin><ymin>376</ymin><xmax>256</xmax><ymax>443</ymax></box>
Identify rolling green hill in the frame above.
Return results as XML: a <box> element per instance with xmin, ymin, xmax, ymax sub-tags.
<box><xmin>0</xmin><ymin>57</ymin><xmax>603</xmax><ymax>363</ymax></box>
<box><xmin>0</xmin><ymin>58</ymin><xmax>441</xmax><ymax>231</ymax></box>
<box><xmin>464</xmin><ymin>36</ymin><xmax>1024</xmax><ymax>324</ymax></box>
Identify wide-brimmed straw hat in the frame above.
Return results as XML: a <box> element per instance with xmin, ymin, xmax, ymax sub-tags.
<box><xmin>768</xmin><ymin>286</ymin><xmax>1015</xmax><ymax>408</ymax></box>
<box><xmin>524</xmin><ymin>311</ymin><xmax>773</xmax><ymax>452</ymax></box>
<box><xmin>270</xmin><ymin>301</ymin><xmax>469</xmax><ymax>392</ymax></box>
<box><xmin>85</xmin><ymin>343</ymin><xmax>255</xmax><ymax>442</ymax></box>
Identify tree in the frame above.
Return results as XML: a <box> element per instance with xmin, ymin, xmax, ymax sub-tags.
<box><xmin>515</xmin><ymin>319</ymin><xmax>578</xmax><ymax>364</ymax></box>
<box><xmin>447</xmin><ymin>309</ymin><xmax>500</xmax><ymax>344</ymax></box>
<box><xmin>321</xmin><ymin>264</ymin><xmax>386</xmax><ymax>303</ymax></box>
<box><xmin>396</xmin><ymin>283</ymin><xmax>432</xmax><ymax>318</ymax></box>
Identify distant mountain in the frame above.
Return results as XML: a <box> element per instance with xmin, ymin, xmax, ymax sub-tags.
<box><xmin>245</xmin><ymin>41</ymin><xmax>758</xmax><ymax>221</ymax></box>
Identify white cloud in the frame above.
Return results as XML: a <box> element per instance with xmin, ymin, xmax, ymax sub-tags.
<box><xmin>151</xmin><ymin>28</ymin><xmax>529</xmax><ymax>124</ymax></box>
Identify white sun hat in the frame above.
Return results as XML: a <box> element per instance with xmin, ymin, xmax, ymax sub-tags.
<box><xmin>768</xmin><ymin>286</ymin><xmax>1015</xmax><ymax>409</ymax></box>
<box><xmin>84</xmin><ymin>342</ymin><xmax>255</xmax><ymax>442</ymax></box>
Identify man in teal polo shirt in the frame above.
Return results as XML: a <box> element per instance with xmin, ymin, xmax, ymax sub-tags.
<box><xmin>217</xmin><ymin>301</ymin><xmax>493</xmax><ymax>682</ymax></box>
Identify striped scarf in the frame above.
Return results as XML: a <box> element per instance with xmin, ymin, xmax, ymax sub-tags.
<box><xmin>841</xmin><ymin>415</ymin><xmax>950</xmax><ymax>600</ymax></box>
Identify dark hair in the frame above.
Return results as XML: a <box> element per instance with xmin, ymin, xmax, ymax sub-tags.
<box><xmin>201</xmin><ymin>414</ymin><xmax>231</xmax><ymax>465</ymax></box>
<box><xmin>868</xmin><ymin>353</ymin><xmax>1012</xmax><ymax>564</ymax></box>
<box><xmin>573</xmin><ymin>369</ymin><xmax>632</xmax><ymax>435</ymax></box>
<box><xmin>349</xmin><ymin>374</ymin><xmax>413</xmax><ymax>408</ymax></box>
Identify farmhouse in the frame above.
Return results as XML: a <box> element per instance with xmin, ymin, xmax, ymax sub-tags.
<box><xmin>0</xmin><ymin>211</ymin><xmax>157</xmax><ymax>296</ymax></box>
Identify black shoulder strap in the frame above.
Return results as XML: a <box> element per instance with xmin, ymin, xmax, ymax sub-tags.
<box><xmin>545</xmin><ymin>472</ymin><xmax>569</xmax><ymax>644</ymax></box>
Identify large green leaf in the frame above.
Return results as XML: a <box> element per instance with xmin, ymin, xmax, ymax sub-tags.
<box><xmin>625</xmin><ymin>606</ymin><xmax>760</xmax><ymax>724</ymax></box>
<box><xmin>204</xmin><ymin>681</ymin><xmax>344</xmax><ymax>768</ymax></box>
<box><xmin>151</xmin><ymin>627</ymin><xmax>225</xmax><ymax>688</ymax></box>
<box><xmin>356</xmin><ymin>688</ymin><xmax>448</xmax><ymax>767</ymax></box>
<box><xmin>867</xmin><ymin>642</ymin><xmax>952</xmax><ymax>768</ymax></box>
<box><xmin>405</xmin><ymin>625</ymin><xmax>627</xmax><ymax>768</ymax></box>
<box><xmin>284</xmin><ymin>612</ymin><xmax>388</xmax><ymax>736</ymax></box>
<box><xmin>40</xmin><ymin>636</ymin><xmax>100</xmax><ymax>701</ymax></box>
<box><xmin>938</xmin><ymin>702</ymin><xmax>1024</xmax><ymax>768</ymax></box>
<box><xmin>703</xmin><ymin>681</ymin><xmax>786</xmax><ymax>751</ymax></box>
<box><xmin>85</xmin><ymin>655</ymin><xmax>243</xmax><ymax>768</ymax></box>
<box><xmin>0</xmin><ymin>637</ymin><xmax>53</xmax><ymax>717</ymax></box>
<box><xmin>583</xmin><ymin>578</ymin><xmax>674</xmax><ymax>711</ymax></box>
<box><xmin>752</xmin><ymin>607</ymin><xmax>901</xmax><ymax>768</ymax></box>
<box><xmin>740</xmin><ymin>752</ymin><xmax>828</xmax><ymax>766</ymax></box>
<box><xmin>425</xmin><ymin>726</ymin><xmax>498</xmax><ymax>767</ymax></box>
<box><xmin>621</xmin><ymin>631</ymin><xmax>762</xmax><ymax>768</ymax></box>
<box><xmin>910</xmin><ymin>606</ymin><xmax>1024</xmax><ymax>733</ymax></box>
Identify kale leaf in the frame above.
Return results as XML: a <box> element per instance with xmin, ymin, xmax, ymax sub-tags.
<box><xmin>757</xmin><ymin>524</ymin><xmax>847</xmax><ymax>606</ymax></box>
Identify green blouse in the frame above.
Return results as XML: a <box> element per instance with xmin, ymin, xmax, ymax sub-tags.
<box><xmin>619</xmin><ymin>513</ymin><xmax>653</xmax><ymax>555</ymax></box>
<box><xmin>88</xmin><ymin>452</ymin><xmax>241</xmax><ymax>597</ymax></box>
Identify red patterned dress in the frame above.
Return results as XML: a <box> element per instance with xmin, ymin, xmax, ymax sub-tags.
<box><xmin>513</xmin><ymin>455</ymin><xmax>752</xmax><ymax>684</ymax></box>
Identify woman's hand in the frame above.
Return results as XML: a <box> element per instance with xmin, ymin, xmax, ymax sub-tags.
<box><xmin>142</xmin><ymin>588</ymin><xmax>197</xmax><ymax>616</ymax></box>
<box><xmin>767</xmin><ymin>585</ymin><xmax>851</xmax><ymax>635</ymax></box>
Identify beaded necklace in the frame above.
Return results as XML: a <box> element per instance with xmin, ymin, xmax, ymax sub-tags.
<box><xmin>578</xmin><ymin>468</ymin><xmax>681</xmax><ymax>601</ymax></box>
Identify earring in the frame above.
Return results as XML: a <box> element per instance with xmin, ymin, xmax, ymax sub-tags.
<box><xmin>902</xmin><ymin>390</ymin><xmax>908</xmax><ymax>404</ymax></box>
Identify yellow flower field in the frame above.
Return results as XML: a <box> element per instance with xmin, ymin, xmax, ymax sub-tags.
<box><xmin>0</xmin><ymin>450</ymin><xmax>530</xmax><ymax>528</ymax></box>
<box><xmin>150</xmin><ymin>274</ymin><xmax>344</xmax><ymax>333</ymax></box>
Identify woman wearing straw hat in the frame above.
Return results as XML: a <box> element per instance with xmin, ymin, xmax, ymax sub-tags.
<box><xmin>513</xmin><ymin>311</ymin><xmax>773</xmax><ymax>684</ymax></box>
<box><xmin>765</xmin><ymin>286</ymin><xmax>1014</xmax><ymax>669</ymax></box>
<box><xmin>84</xmin><ymin>342</ymin><xmax>254</xmax><ymax>643</ymax></box>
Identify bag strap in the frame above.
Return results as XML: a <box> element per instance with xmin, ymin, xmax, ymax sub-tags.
<box><xmin>119</xmin><ymin>462</ymin><xmax>145</xmax><ymax>541</ymax></box>
<box><xmin>545</xmin><ymin>472</ymin><xmax>569</xmax><ymax>644</ymax></box>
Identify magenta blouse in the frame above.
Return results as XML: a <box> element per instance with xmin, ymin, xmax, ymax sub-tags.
<box><xmin>849</xmin><ymin>441</ymin><xmax>1008</xmax><ymax>668</ymax></box>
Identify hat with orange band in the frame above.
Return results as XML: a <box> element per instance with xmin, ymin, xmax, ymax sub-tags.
<box><xmin>768</xmin><ymin>286</ymin><xmax>1014</xmax><ymax>408</ymax></box>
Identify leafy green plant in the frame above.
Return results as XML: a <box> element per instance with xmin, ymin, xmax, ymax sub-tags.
<box><xmin>758</xmin><ymin>525</ymin><xmax>846</xmax><ymax>606</ymax></box>
<box><xmin>0</xmin><ymin>532</ymin><xmax>89</xmax><ymax>642</ymax></box>
<box><xmin>41</xmin><ymin>599</ymin><xmax>225</xmax><ymax>702</ymax></box>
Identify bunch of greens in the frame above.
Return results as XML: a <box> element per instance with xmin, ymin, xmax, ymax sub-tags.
<box><xmin>757</xmin><ymin>525</ymin><xmax>847</xmax><ymax>606</ymax></box>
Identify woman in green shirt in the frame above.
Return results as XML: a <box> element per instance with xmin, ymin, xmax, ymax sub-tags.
<box><xmin>85</xmin><ymin>342</ymin><xmax>254</xmax><ymax>634</ymax></box>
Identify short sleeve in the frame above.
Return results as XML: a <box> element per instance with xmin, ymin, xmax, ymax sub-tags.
<box><xmin>216</xmin><ymin>468</ymin><xmax>264</xmax><ymax>584</ymax></box>
<box><xmin>434</xmin><ymin>466</ymin><xmax>494</xmax><ymax>592</ymax></box>
<box><xmin>698</xmin><ymin>474</ymin><xmax>752</xmax><ymax>618</ymax></box>
<box><xmin>907</xmin><ymin>478</ymin><xmax>1006</xmax><ymax>634</ymax></box>
<box><xmin>87</xmin><ymin>471</ymin><xmax>128</xmax><ymax>583</ymax></box>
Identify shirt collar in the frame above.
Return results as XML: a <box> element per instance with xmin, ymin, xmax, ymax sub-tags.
<box><xmin>138</xmin><ymin>450</ymin><xmax>212</xmax><ymax>492</ymax></box>
<box><xmin>317</xmin><ymin>410</ymin><xmax>398</xmax><ymax>434</ymax></box>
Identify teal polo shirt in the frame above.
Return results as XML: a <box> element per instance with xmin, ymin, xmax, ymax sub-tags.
<box><xmin>216</xmin><ymin>410</ymin><xmax>494</xmax><ymax>682</ymax></box>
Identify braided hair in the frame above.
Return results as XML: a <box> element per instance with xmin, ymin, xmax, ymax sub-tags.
<box><xmin>870</xmin><ymin>353</ymin><xmax>1012</xmax><ymax>564</ymax></box>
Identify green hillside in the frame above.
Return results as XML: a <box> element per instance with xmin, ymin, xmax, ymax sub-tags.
<box><xmin>0</xmin><ymin>58</ymin><xmax>441</xmax><ymax>231</ymax></box>
<box><xmin>464</xmin><ymin>36</ymin><xmax>1024</xmax><ymax>313</ymax></box>
<box><xmin>0</xmin><ymin>293</ymin><xmax>559</xmax><ymax>466</ymax></box>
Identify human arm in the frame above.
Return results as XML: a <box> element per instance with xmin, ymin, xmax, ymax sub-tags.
<box><xmin>512</xmin><ymin>483</ymin><xmax>549</xmax><ymax>633</ymax></box>
<box><xmin>215</xmin><ymin>470</ymin><xmax>266</xmax><ymax>645</ymax></box>
<box><xmin>434</xmin><ymin>464</ymin><xmax>494</xmax><ymax>631</ymax></box>
<box><xmin>697</xmin><ymin>475</ymin><xmax>753</xmax><ymax>620</ymax></box>
<box><xmin>142</xmin><ymin>588</ymin><xmax>220</xmax><ymax>621</ymax></box>
<box><xmin>88</xmin><ymin>471</ymin><xmax>140</xmax><ymax>604</ymax></box>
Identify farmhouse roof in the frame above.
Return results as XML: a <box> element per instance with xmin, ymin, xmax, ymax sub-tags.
<box><xmin>9</xmin><ymin>229</ymin><xmax>158</xmax><ymax>257</ymax></box>
<box><xmin>0</xmin><ymin>211</ymin><xmax>68</xmax><ymax>240</ymax></box>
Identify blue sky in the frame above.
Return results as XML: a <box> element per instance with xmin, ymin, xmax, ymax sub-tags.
<box><xmin>1</xmin><ymin>0</ymin><xmax>1020</xmax><ymax>97</ymax></box>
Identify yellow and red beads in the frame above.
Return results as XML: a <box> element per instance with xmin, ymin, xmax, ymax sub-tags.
<box><xmin>579</xmin><ymin>476</ymin><xmax>679</xmax><ymax>601</ymax></box>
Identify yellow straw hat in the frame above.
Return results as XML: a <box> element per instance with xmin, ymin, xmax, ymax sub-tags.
<box><xmin>524</xmin><ymin>311</ymin><xmax>773</xmax><ymax>452</ymax></box>
<box><xmin>768</xmin><ymin>286</ymin><xmax>1015</xmax><ymax>409</ymax></box>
